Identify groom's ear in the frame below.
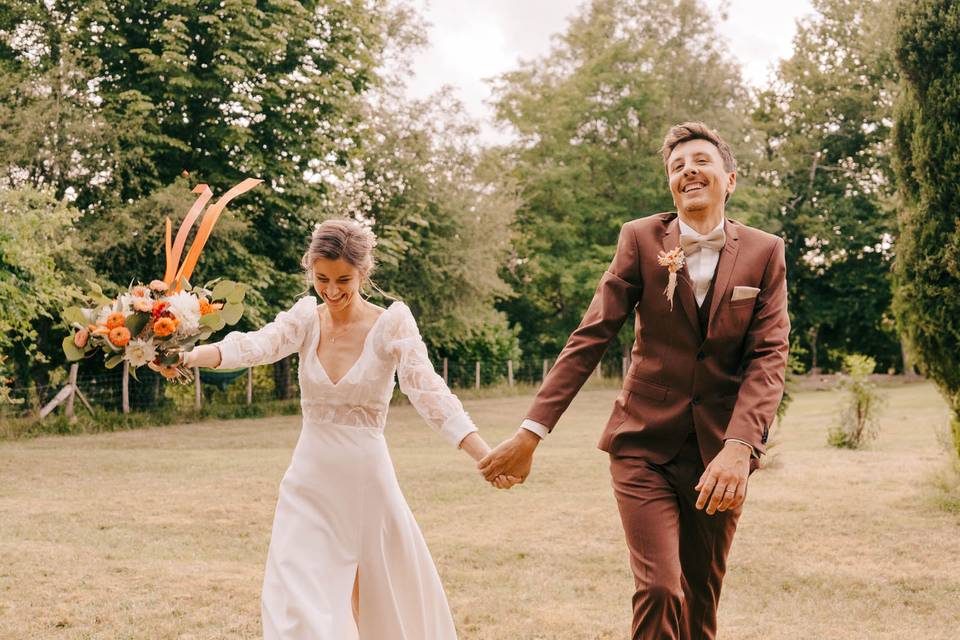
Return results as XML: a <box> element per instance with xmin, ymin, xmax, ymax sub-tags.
<box><xmin>724</xmin><ymin>171</ymin><xmax>737</xmax><ymax>203</ymax></box>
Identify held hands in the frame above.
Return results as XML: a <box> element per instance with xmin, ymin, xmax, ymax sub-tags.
<box><xmin>477</xmin><ymin>428</ymin><xmax>540</xmax><ymax>490</ymax></box>
<box><xmin>695</xmin><ymin>440</ymin><xmax>752</xmax><ymax>515</ymax></box>
<box><xmin>459</xmin><ymin>432</ymin><xmax>523</xmax><ymax>489</ymax></box>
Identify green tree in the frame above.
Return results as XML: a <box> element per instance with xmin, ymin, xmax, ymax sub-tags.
<box><xmin>319</xmin><ymin>88</ymin><xmax>518</xmax><ymax>360</ymax></box>
<box><xmin>490</xmin><ymin>0</ymin><xmax>756</xmax><ymax>359</ymax></box>
<box><xmin>0</xmin><ymin>0</ymin><xmax>420</xmax><ymax>395</ymax></box>
<box><xmin>892</xmin><ymin>0</ymin><xmax>960</xmax><ymax>457</ymax></box>
<box><xmin>753</xmin><ymin>0</ymin><xmax>901</xmax><ymax>372</ymax></box>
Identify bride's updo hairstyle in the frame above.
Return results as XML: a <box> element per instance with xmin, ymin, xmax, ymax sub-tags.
<box><xmin>301</xmin><ymin>218</ymin><xmax>377</xmax><ymax>291</ymax></box>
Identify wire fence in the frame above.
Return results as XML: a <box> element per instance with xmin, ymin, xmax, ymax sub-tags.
<box><xmin>1</xmin><ymin>351</ymin><xmax>631</xmax><ymax>422</ymax></box>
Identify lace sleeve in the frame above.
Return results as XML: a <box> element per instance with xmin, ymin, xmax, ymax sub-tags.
<box><xmin>387</xmin><ymin>303</ymin><xmax>478</xmax><ymax>447</ymax></box>
<box><xmin>212</xmin><ymin>296</ymin><xmax>316</xmax><ymax>369</ymax></box>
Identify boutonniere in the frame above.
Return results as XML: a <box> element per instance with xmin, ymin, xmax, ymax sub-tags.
<box><xmin>657</xmin><ymin>247</ymin><xmax>686</xmax><ymax>311</ymax></box>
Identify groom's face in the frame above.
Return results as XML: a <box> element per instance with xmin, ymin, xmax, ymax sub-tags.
<box><xmin>666</xmin><ymin>139</ymin><xmax>736</xmax><ymax>213</ymax></box>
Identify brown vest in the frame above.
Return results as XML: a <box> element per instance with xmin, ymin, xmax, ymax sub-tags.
<box><xmin>697</xmin><ymin>267</ymin><xmax>720</xmax><ymax>335</ymax></box>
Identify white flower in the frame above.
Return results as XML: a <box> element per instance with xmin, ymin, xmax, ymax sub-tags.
<box><xmin>117</xmin><ymin>294</ymin><xmax>135</xmax><ymax>315</ymax></box>
<box><xmin>125</xmin><ymin>338</ymin><xmax>157</xmax><ymax>367</ymax></box>
<box><xmin>95</xmin><ymin>305</ymin><xmax>113</xmax><ymax>326</ymax></box>
<box><xmin>163</xmin><ymin>291</ymin><xmax>201</xmax><ymax>335</ymax></box>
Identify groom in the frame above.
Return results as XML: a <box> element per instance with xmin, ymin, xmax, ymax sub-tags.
<box><xmin>479</xmin><ymin>122</ymin><xmax>789</xmax><ymax>639</ymax></box>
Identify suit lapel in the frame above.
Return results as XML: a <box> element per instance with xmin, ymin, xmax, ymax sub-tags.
<box><xmin>662</xmin><ymin>216</ymin><xmax>702</xmax><ymax>341</ymax></box>
<box><xmin>706</xmin><ymin>218</ymin><xmax>741</xmax><ymax>336</ymax></box>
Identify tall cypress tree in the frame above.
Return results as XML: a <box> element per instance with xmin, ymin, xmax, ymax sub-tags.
<box><xmin>892</xmin><ymin>0</ymin><xmax>960</xmax><ymax>457</ymax></box>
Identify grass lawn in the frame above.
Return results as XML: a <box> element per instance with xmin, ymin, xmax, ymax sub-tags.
<box><xmin>1</xmin><ymin>380</ymin><xmax>958</xmax><ymax>638</ymax></box>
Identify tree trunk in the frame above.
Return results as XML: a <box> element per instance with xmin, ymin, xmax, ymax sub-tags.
<box><xmin>809</xmin><ymin>325</ymin><xmax>820</xmax><ymax>375</ymax></box>
<box><xmin>900</xmin><ymin>337</ymin><xmax>917</xmax><ymax>376</ymax></box>
<box><xmin>273</xmin><ymin>358</ymin><xmax>293</xmax><ymax>400</ymax></box>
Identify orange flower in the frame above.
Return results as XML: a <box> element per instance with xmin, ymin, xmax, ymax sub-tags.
<box><xmin>108</xmin><ymin>326</ymin><xmax>131</xmax><ymax>347</ymax></box>
<box><xmin>105</xmin><ymin>312</ymin><xmax>126</xmax><ymax>330</ymax></box>
<box><xmin>198</xmin><ymin>298</ymin><xmax>215</xmax><ymax>316</ymax></box>
<box><xmin>153</xmin><ymin>317</ymin><xmax>177</xmax><ymax>337</ymax></box>
<box><xmin>92</xmin><ymin>325</ymin><xmax>111</xmax><ymax>336</ymax></box>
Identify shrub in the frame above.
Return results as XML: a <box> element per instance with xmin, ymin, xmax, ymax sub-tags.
<box><xmin>827</xmin><ymin>355</ymin><xmax>885</xmax><ymax>449</ymax></box>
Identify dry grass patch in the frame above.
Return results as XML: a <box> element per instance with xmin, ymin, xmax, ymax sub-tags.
<box><xmin>1</xmin><ymin>381</ymin><xmax>958</xmax><ymax>638</ymax></box>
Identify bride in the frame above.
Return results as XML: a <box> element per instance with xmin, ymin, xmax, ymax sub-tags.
<box><xmin>157</xmin><ymin>219</ymin><xmax>515</xmax><ymax>639</ymax></box>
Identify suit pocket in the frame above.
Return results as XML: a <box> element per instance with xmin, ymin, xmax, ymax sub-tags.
<box><xmin>605</xmin><ymin>390</ymin><xmax>630</xmax><ymax>430</ymax></box>
<box><xmin>728</xmin><ymin>296</ymin><xmax>758</xmax><ymax>309</ymax></box>
<box><xmin>623</xmin><ymin>375</ymin><xmax>669</xmax><ymax>401</ymax></box>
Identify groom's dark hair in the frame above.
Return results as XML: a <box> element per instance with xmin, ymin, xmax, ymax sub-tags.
<box><xmin>659</xmin><ymin>122</ymin><xmax>737</xmax><ymax>174</ymax></box>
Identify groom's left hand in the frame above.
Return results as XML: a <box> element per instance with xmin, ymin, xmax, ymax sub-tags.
<box><xmin>695</xmin><ymin>441</ymin><xmax>752</xmax><ymax>515</ymax></box>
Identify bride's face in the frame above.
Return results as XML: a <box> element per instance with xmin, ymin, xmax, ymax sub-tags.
<box><xmin>313</xmin><ymin>257</ymin><xmax>363</xmax><ymax>310</ymax></box>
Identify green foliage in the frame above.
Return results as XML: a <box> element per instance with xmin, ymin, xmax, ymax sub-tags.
<box><xmin>753</xmin><ymin>0</ymin><xmax>901</xmax><ymax>373</ymax></box>
<box><xmin>827</xmin><ymin>354</ymin><xmax>884</xmax><ymax>448</ymax></box>
<box><xmin>491</xmin><ymin>0</ymin><xmax>756</xmax><ymax>358</ymax></box>
<box><xmin>0</xmin><ymin>399</ymin><xmax>302</xmax><ymax>440</ymax></box>
<box><xmin>891</xmin><ymin>0</ymin><xmax>960</xmax><ymax>458</ymax></box>
<box><xmin>0</xmin><ymin>186</ymin><xmax>89</xmax><ymax>394</ymax></box>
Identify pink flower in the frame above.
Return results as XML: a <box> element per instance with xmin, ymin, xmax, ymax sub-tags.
<box><xmin>73</xmin><ymin>328</ymin><xmax>89</xmax><ymax>348</ymax></box>
<box><xmin>131</xmin><ymin>285</ymin><xmax>150</xmax><ymax>297</ymax></box>
<box><xmin>132</xmin><ymin>297</ymin><xmax>154</xmax><ymax>313</ymax></box>
<box><xmin>149</xmin><ymin>279</ymin><xmax>168</xmax><ymax>292</ymax></box>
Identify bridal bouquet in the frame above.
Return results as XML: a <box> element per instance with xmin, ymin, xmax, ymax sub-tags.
<box><xmin>61</xmin><ymin>278</ymin><xmax>247</xmax><ymax>381</ymax></box>
<box><xmin>61</xmin><ymin>179</ymin><xmax>262</xmax><ymax>382</ymax></box>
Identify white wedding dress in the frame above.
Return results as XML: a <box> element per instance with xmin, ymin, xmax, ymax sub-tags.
<box><xmin>212</xmin><ymin>296</ymin><xmax>477</xmax><ymax>639</ymax></box>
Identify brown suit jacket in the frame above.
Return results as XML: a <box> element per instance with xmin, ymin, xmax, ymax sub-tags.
<box><xmin>526</xmin><ymin>212</ymin><xmax>790</xmax><ymax>467</ymax></box>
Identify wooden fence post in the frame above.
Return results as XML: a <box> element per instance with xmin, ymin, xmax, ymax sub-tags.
<box><xmin>443</xmin><ymin>358</ymin><xmax>449</xmax><ymax>386</ymax></box>
<box><xmin>122</xmin><ymin>361</ymin><xmax>130</xmax><ymax>414</ymax></box>
<box><xmin>507</xmin><ymin>360</ymin><xmax>514</xmax><ymax>387</ymax></box>
<box><xmin>622</xmin><ymin>356</ymin><xmax>629</xmax><ymax>379</ymax></box>
<box><xmin>542</xmin><ymin>358</ymin><xmax>549</xmax><ymax>383</ymax></box>
<box><xmin>475</xmin><ymin>361</ymin><xmax>481</xmax><ymax>390</ymax></box>
<box><xmin>194</xmin><ymin>366</ymin><xmax>202</xmax><ymax>411</ymax></box>
<box><xmin>246</xmin><ymin>367</ymin><xmax>253</xmax><ymax>405</ymax></box>
<box><xmin>65</xmin><ymin>363</ymin><xmax>78</xmax><ymax>419</ymax></box>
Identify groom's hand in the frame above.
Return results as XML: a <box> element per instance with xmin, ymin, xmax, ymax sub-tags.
<box><xmin>478</xmin><ymin>429</ymin><xmax>540</xmax><ymax>487</ymax></box>
<box><xmin>695</xmin><ymin>440</ymin><xmax>752</xmax><ymax>515</ymax></box>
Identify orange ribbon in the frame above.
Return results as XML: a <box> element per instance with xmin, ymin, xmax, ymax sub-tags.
<box><xmin>163</xmin><ymin>178</ymin><xmax>263</xmax><ymax>291</ymax></box>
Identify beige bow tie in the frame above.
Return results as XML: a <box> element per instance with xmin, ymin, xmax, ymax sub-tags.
<box><xmin>680</xmin><ymin>226</ymin><xmax>725</xmax><ymax>255</ymax></box>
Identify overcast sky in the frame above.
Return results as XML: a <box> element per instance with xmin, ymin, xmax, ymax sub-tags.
<box><xmin>403</xmin><ymin>0</ymin><xmax>815</xmax><ymax>144</ymax></box>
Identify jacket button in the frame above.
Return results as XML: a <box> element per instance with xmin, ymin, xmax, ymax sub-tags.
<box><xmin>696</xmin><ymin>351</ymin><xmax>705</xmax><ymax>361</ymax></box>
<box><xmin>692</xmin><ymin>395</ymin><xmax>702</xmax><ymax>405</ymax></box>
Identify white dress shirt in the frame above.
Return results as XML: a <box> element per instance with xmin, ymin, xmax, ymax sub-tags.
<box><xmin>678</xmin><ymin>217</ymin><xmax>724</xmax><ymax>307</ymax></box>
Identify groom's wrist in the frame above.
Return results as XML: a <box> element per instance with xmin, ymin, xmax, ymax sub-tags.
<box><xmin>514</xmin><ymin>427</ymin><xmax>542</xmax><ymax>449</ymax></box>
<box><xmin>520</xmin><ymin>419</ymin><xmax>548</xmax><ymax>439</ymax></box>
<box><xmin>724</xmin><ymin>438</ymin><xmax>757</xmax><ymax>458</ymax></box>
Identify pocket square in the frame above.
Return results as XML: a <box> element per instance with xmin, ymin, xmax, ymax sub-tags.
<box><xmin>731</xmin><ymin>286</ymin><xmax>760</xmax><ymax>301</ymax></box>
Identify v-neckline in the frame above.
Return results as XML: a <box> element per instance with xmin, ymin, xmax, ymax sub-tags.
<box><xmin>313</xmin><ymin>302</ymin><xmax>391</xmax><ymax>387</ymax></box>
